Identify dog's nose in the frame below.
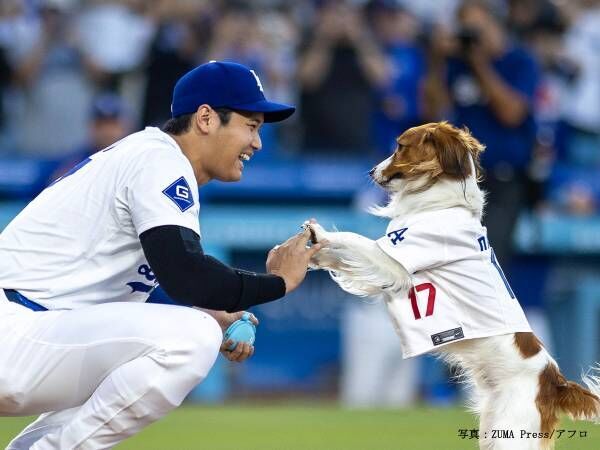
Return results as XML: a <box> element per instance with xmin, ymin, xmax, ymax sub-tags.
<box><xmin>368</xmin><ymin>167</ymin><xmax>375</xmax><ymax>176</ymax></box>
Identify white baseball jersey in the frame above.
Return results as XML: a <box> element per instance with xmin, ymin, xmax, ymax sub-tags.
<box><xmin>376</xmin><ymin>206</ymin><xmax>531</xmax><ymax>358</ymax></box>
<box><xmin>0</xmin><ymin>127</ymin><xmax>200</xmax><ymax>310</ymax></box>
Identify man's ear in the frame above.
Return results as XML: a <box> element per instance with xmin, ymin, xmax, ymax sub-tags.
<box><xmin>195</xmin><ymin>105</ymin><xmax>213</xmax><ymax>134</ymax></box>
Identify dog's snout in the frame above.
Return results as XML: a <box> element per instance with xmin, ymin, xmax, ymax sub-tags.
<box><xmin>368</xmin><ymin>167</ymin><xmax>375</xmax><ymax>177</ymax></box>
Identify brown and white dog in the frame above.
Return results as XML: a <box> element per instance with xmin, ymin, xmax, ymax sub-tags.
<box><xmin>307</xmin><ymin>122</ymin><xmax>600</xmax><ymax>450</ymax></box>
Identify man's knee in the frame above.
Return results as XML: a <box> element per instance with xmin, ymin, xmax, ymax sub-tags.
<box><xmin>160</xmin><ymin>309</ymin><xmax>222</xmax><ymax>377</ymax></box>
<box><xmin>182</xmin><ymin>309</ymin><xmax>222</xmax><ymax>351</ymax></box>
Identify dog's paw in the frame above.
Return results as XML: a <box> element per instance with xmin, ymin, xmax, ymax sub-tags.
<box><xmin>303</xmin><ymin>221</ymin><xmax>329</xmax><ymax>244</ymax></box>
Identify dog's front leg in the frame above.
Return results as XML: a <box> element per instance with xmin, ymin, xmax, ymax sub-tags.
<box><xmin>306</xmin><ymin>222</ymin><xmax>411</xmax><ymax>297</ymax></box>
<box><xmin>305</xmin><ymin>222</ymin><xmax>376</xmax><ymax>269</ymax></box>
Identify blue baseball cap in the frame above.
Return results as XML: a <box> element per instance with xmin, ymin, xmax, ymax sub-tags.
<box><xmin>171</xmin><ymin>61</ymin><xmax>295</xmax><ymax>123</ymax></box>
<box><xmin>91</xmin><ymin>93</ymin><xmax>127</xmax><ymax>120</ymax></box>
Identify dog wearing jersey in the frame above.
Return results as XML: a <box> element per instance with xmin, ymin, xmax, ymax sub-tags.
<box><xmin>306</xmin><ymin>122</ymin><xmax>600</xmax><ymax>450</ymax></box>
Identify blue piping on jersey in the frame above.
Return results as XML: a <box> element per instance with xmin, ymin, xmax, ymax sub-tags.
<box><xmin>3</xmin><ymin>289</ymin><xmax>48</xmax><ymax>311</ymax></box>
<box><xmin>490</xmin><ymin>249</ymin><xmax>516</xmax><ymax>299</ymax></box>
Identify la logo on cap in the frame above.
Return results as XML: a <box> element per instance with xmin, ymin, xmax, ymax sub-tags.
<box><xmin>171</xmin><ymin>60</ymin><xmax>295</xmax><ymax>122</ymax></box>
<box><xmin>250</xmin><ymin>70</ymin><xmax>264</xmax><ymax>93</ymax></box>
<box><xmin>210</xmin><ymin>60</ymin><xmax>263</xmax><ymax>92</ymax></box>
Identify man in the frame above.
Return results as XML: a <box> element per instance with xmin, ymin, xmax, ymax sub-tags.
<box><xmin>10</xmin><ymin>0</ymin><xmax>94</xmax><ymax>157</ymax></box>
<box><xmin>83</xmin><ymin>93</ymin><xmax>132</xmax><ymax>156</ymax></box>
<box><xmin>298</xmin><ymin>0</ymin><xmax>388</xmax><ymax>153</ymax></box>
<box><xmin>0</xmin><ymin>61</ymin><xmax>322</xmax><ymax>449</ymax></box>
<box><xmin>367</xmin><ymin>0</ymin><xmax>426</xmax><ymax>156</ymax></box>
<box><xmin>424</xmin><ymin>0</ymin><xmax>540</xmax><ymax>265</ymax></box>
<box><xmin>51</xmin><ymin>93</ymin><xmax>132</xmax><ymax>182</ymax></box>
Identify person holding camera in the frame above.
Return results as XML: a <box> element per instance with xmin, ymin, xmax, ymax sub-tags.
<box><xmin>424</xmin><ymin>0</ymin><xmax>541</xmax><ymax>266</ymax></box>
<box><xmin>297</xmin><ymin>0</ymin><xmax>388</xmax><ymax>154</ymax></box>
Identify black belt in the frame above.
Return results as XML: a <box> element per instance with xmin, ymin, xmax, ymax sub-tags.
<box><xmin>3</xmin><ymin>289</ymin><xmax>48</xmax><ymax>311</ymax></box>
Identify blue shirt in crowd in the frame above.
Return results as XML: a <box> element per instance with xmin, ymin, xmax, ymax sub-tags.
<box><xmin>372</xmin><ymin>43</ymin><xmax>426</xmax><ymax>155</ymax></box>
<box><xmin>447</xmin><ymin>45</ymin><xmax>540</xmax><ymax>171</ymax></box>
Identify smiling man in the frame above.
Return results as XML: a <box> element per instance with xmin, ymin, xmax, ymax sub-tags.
<box><xmin>0</xmin><ymin>61</ymin><xmax>322</xmax><ymax>449</ymax></box>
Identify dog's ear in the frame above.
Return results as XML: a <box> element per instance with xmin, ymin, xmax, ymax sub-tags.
<box><xmin>421</xmin><ymin>122</ymin><xmax>485</xmax><ymax>180</ymax></box>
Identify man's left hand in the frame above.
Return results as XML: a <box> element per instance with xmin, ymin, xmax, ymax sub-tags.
<box><xmin>220</xmin><ymin>340</ymin><xmax>254</xmax><ymax>362</ymax></box>
<box><xmin>199</xmin><ymin>309</ymin><xmax>259</xmax><ymax>363</ymax></box>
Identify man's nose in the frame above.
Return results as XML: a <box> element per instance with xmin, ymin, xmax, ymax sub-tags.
<box><xmin>252</xmin><ymin>134</ymin><xmax>262</xmax><ymax>151</ymax></box>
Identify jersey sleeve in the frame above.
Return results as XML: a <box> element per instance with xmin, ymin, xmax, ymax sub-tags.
<box><xmin>376</xmin><ymin>220</ymin><xmax>447</xmax><ymax>274</ymax></box>
<box><xmin>124</xmin><ymin>149</ymin><xmax>200</xmax><ymax>236</ymax></box>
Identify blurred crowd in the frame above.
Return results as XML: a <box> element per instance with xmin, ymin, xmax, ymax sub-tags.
<box><xmin>0</xmin><ymin>0</ymin><xmax>599</xmax><ymax>218</ymax></box>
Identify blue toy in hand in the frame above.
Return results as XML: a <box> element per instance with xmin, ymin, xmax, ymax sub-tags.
<box><xmin>223</xmin><ymin>312</ymin><xmax>256</xmax><ymax>351</ymax></box>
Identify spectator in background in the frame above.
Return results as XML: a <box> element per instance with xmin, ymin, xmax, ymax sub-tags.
<box><xmin>206</xmin><ymin>4</ymin><xmax>267</xmax><ymax>70</ymax></box>
<box><xmin>255</xmin><ymin>6</ymin><xmax>299</xmax><ymax>118</ymax></box>
<box><xmin>402</xmin><ymin>0</ymin><xmax>460</xmax><ymax>27</ymax></box>
<box><xmin>354</xmin><ymin>0</ymin><xmax>427</xmax><ymax>224</ymax></box>
<box><xmin>75</xmin><ymin>0</ymin><xmax>154</xmax><ymax>127</ymax></box>
<box><xmin>297</xmin><ymin>0</ymin><xmax>387</xmax><ymax>154</ymax></box>
<box><xmin>206</xmin><ymin>3</ymin><xmax>291</xmax><ymax>156</ymax></box>
<box><xmin>559</xmin><ymin>0</ymin><xmax>600</xmax><ymax>167</ymax></box>
<box><xmin>51</xmin><ymin>93</ymin><xmax>132</xmax><ymax>182</ymax></box>
<box><xmin>10</xmin><ymin>0</ymin><xmax>95</xmax><ymax>157</ymax></box>
<box><xmin>367</xmin><ymin>0</ymin><xmax>426</xmax><ymax>155</ymax></box>
<box><xmin>76</xmin><ymin>0</ymin><xmax>154</xmax><ymax>92</ymax></box>
<box><xmin>507</xmin><ymin>0</ymin><xmax>600</xmax><ymax>217</ymax></box>
<box><xmin>424</xmin><ymin>0</ymin><xmax>541</xmax><ymax>266</ymax></box>
<box><xmin>0</xmin><ymin>1</ymin><xmax>16</xmax><ymax>154</ymax></box>
<box><xmin>86</xmin><ymin>93</ymin><xmax>131</xmax><ymax>150</ymax></box>
<box><xmin>508</xmin><ymin>0</ymin><xmax>571</xmax><ymax>213</ymax></box>
<box><xmin>507</xmin><ymin>0</ymin><xmax>555</xmax><ymax>41</ymax></box>
<box><xmin>255</xmin><ymin>5</ymin><xmax>300</xmax><ymax>154</ymax></box>
<box><xmin>0</xmin><ymin>50</ymin><xmax>10</xmax><ymax>154</ymax></box>
<box><xmin>141</xmin><ymin>0</ymin><xmax>210</xmax><ymax>127</ymax></box>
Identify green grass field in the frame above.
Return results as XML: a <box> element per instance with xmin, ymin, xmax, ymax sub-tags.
<box><xmin>1</xmin><ymin>404</ymin><xmax>598</xmax><ymax>449</ymax></box>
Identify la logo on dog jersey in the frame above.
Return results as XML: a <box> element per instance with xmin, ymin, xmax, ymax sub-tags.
<box><xmin>387</xmin><ymin>228</ymin><xmax>408</xmax><ymax>245</ymax></box>
<box><xmin>162</xmin><ymin>176</ymin><xmax>194</xmax><ymax>212</ymax></box>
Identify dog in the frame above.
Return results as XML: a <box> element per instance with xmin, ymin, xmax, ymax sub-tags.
<box><xmin>306</xmin><ymin>122</ymin><xmax>600</xmax><ymax>450</ymax></box>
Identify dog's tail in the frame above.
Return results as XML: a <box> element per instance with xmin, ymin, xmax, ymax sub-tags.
<box><xmin>538</xmin><ymin>363</ymin><xmax>600</xmax><ymax>436</ymax></box>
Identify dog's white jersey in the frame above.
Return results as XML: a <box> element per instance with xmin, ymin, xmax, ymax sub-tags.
<box><xmin>376</xmin><ymin>206</ymin><xmax>531</xmax><ymax>358</ymax></box>
<box><xmin>0</xmin><ymin>127</ymin><xmax>200</xmax><ymax>310</ymax></box>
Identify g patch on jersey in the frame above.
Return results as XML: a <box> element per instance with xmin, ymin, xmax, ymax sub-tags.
<box><xmin>162</xmin><ymin>176</ymin><xmax>194</xmax><ymax>212</ymax></box>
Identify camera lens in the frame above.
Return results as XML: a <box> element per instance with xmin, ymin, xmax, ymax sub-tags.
<box><xmin>457</xmin><ymin>26</ymin><xmax>480</xmax><ymax>52</ymax></box>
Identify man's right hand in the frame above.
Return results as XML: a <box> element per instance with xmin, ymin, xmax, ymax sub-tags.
<box><xmin>266</xmin><ymin>228</ymin><xmax>325</xmax><ymax>294</ymax></box>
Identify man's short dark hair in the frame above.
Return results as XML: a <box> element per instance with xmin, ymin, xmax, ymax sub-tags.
<box><xmin>161</xmin><ymin>107</ymin><xmax>234</xmax><ymax>135</ymax></box>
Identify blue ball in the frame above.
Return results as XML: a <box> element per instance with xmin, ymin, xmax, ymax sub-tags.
<box><xmin>223</xmin><ymin>313</ymin><xmax>256</xmax><ymax>351</ymax></box>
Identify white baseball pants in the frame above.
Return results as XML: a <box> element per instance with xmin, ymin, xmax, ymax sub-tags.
<box><xmin>0</xmin><ymin>292</ymin><xmax>222</xmax><ymax>449</ymax></box>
